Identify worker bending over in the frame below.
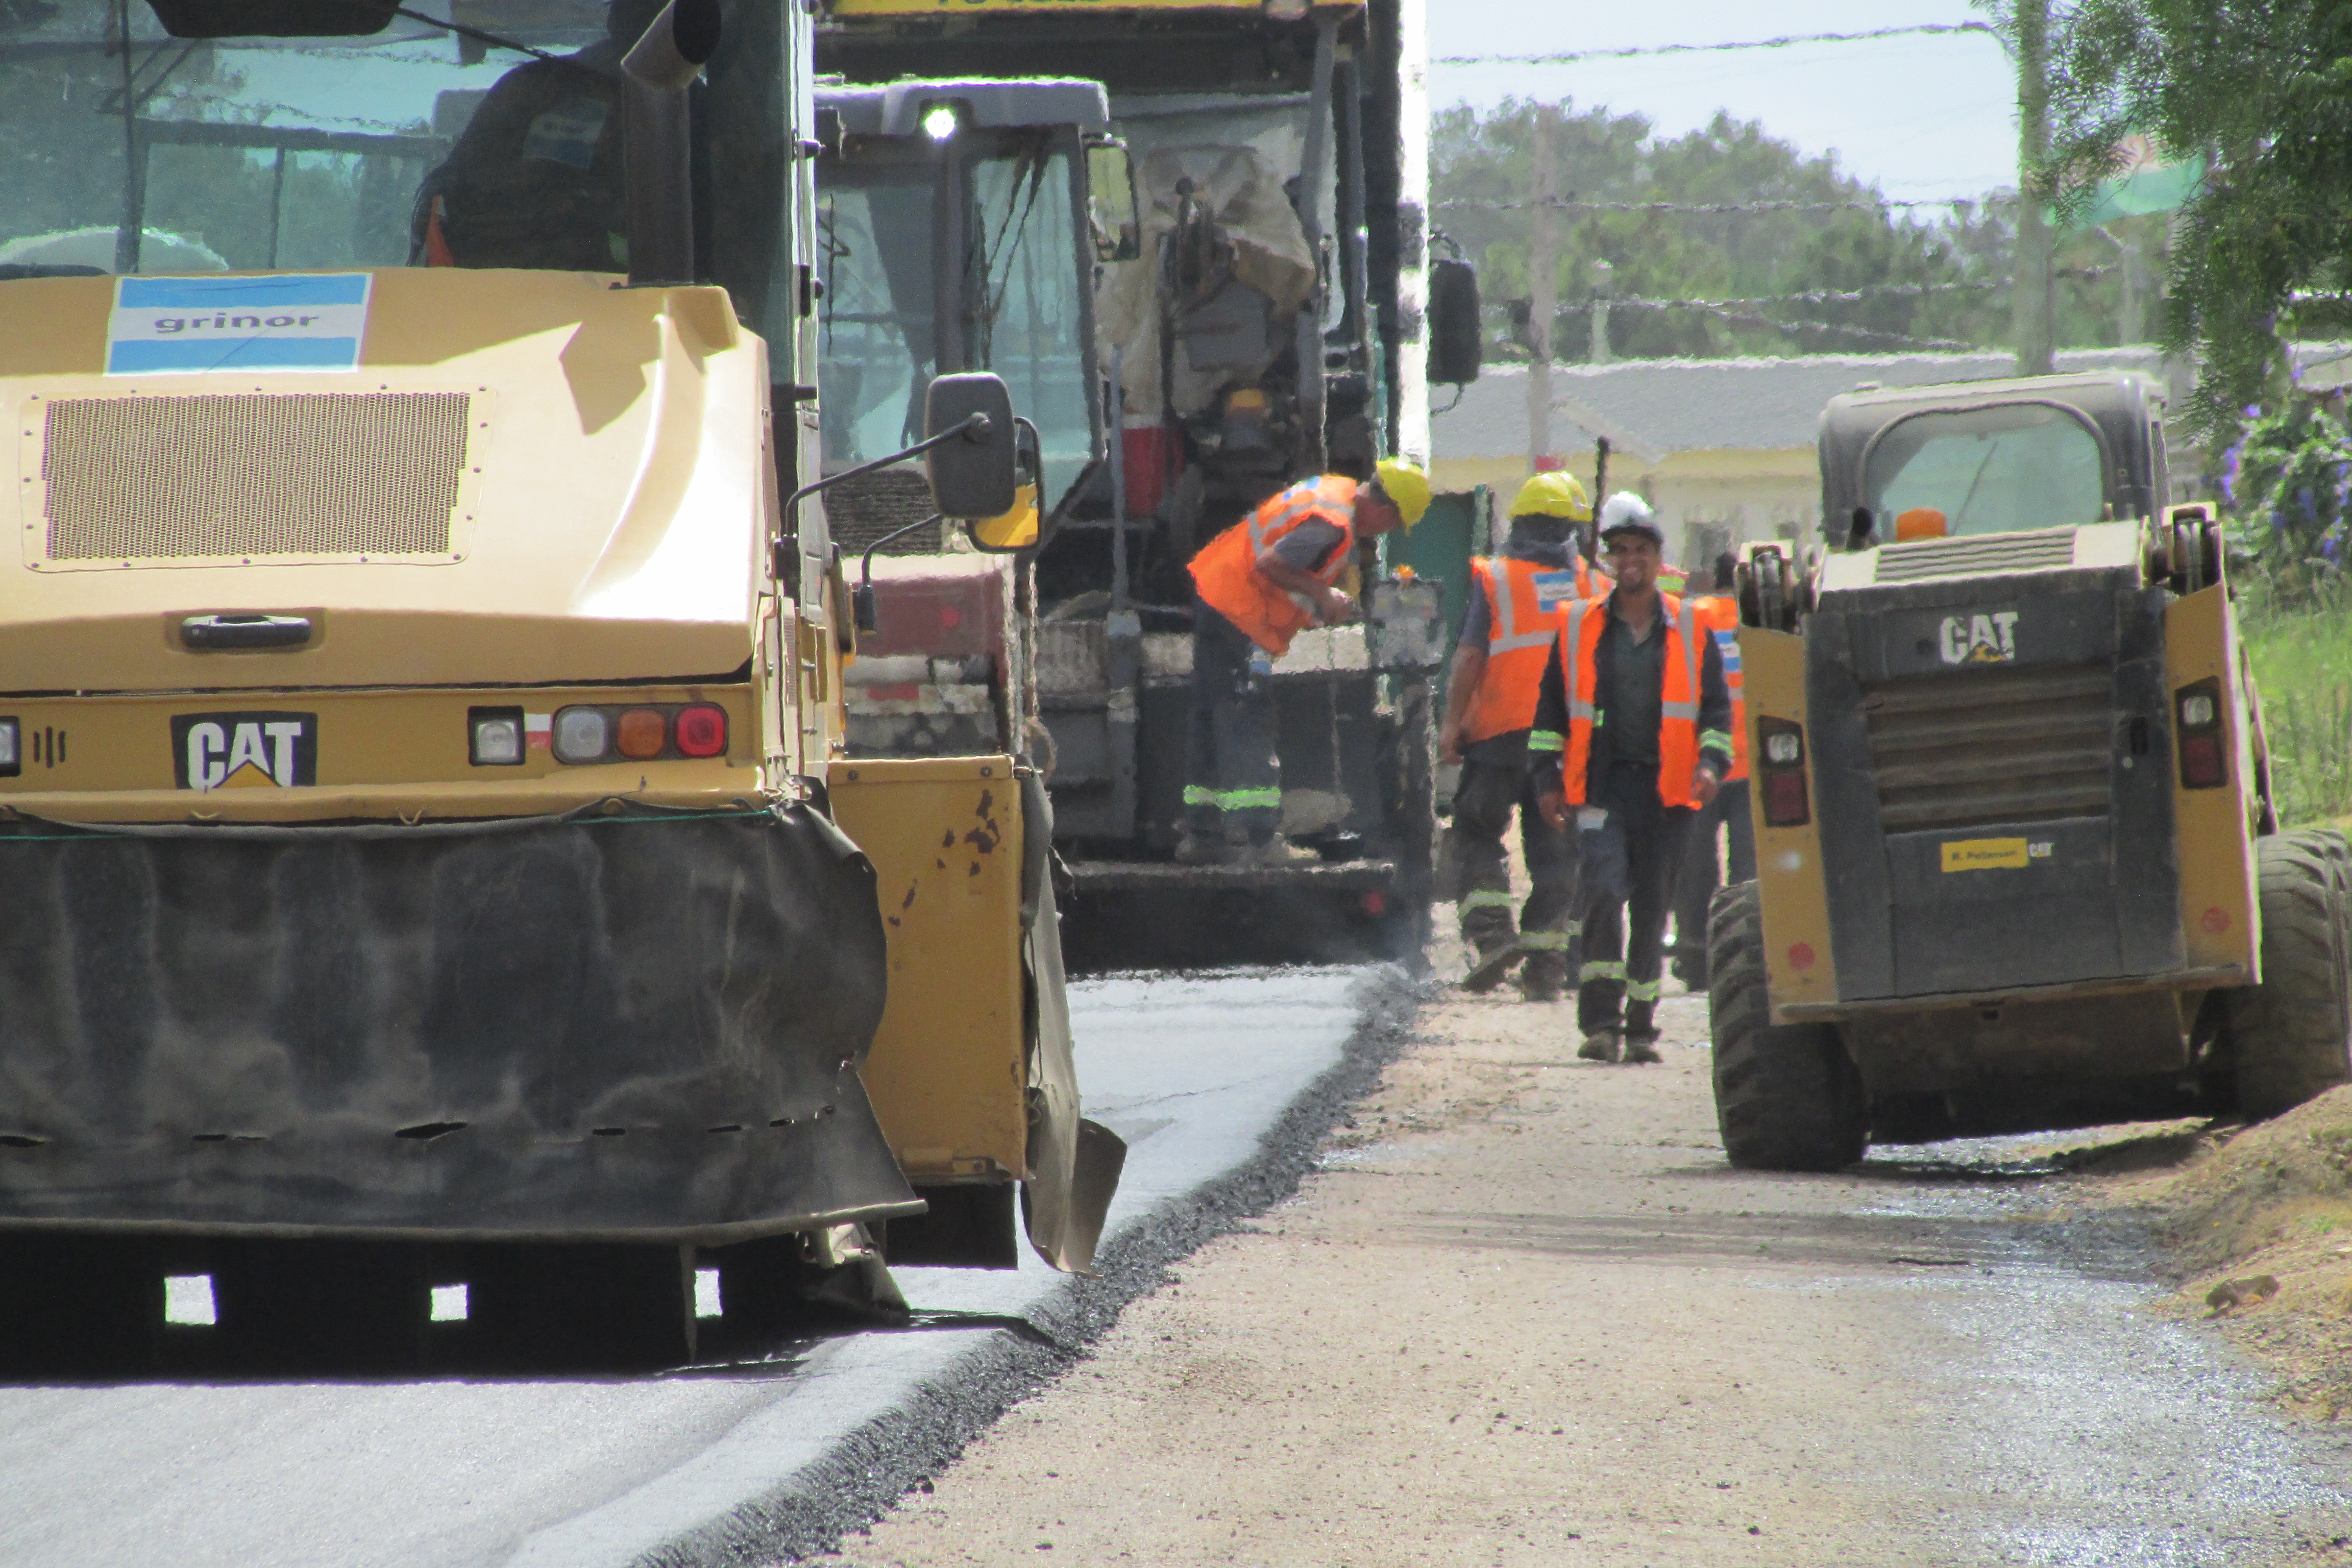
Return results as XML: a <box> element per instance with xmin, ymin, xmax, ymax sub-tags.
<box><xmin>1438</xmin><ymin>472</ymin><xmax>1605</xmax><ymax>1001</ymax></box>
<box><xmin>1535</xmin><ymin>494</ymin><xmax>1733</xmax><ymax>1063</ymax></box>
<box><xmin>1180</xmin><ymin>458</ymin><xmax>1430</xmax><ymax>866</ymax></box>
<box><xmin>1670</xmin><ymin>552</ymin><xmax>1755</xmax><ymax>989</ymax></box>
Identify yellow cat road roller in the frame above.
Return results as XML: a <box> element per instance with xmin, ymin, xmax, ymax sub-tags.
<box><xmin>0</xmin><ymin>0</ymin><xmax>1118</xmax><ymax>1374</ymax></box>
<box><xmin>1713</xmin><ymin>371</ymin><xmax>2351</xmax><ymax>1170</ymax></box>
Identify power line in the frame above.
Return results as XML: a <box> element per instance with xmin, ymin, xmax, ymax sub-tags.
<box><xmin>1435</xmin><ymin>22</ymin><xmax>1998</xmax><ymax>69</ymax></box>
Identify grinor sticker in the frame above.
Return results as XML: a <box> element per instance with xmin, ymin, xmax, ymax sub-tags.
<box><xmin>172</xmin><ymin>712</ymin><xmax>317</xmax><ymax>790</ymax></box>
<box><xmin>1942</xmin><ymin>837</ymin><xmax>2028</xmax><ymax>872</ymax></box>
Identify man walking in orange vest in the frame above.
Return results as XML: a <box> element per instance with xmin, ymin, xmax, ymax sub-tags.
<box><xmin>1535</xmin><ymin>495</ymin><xmax>1733</xmax><ymax>1062</ymax></box>
<box><xmin>1180</xmin><ymin>458</ymin><xmax>1430</xmax><ymax>866</ymax></box>
<box><xmin>1437</xmin><ymin>471</ymin><xmax>1605</xmax><ymax>1001</ymax></box>
<box><xmin>1671</xmin><ymin>552</ymin><xmax>1755</xmax><ymax>990</ymax></box>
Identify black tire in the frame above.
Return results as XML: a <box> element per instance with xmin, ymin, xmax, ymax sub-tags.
<box><xmin>1707</xmin><ymin>880</ymin><xmax>1868</xmax><ymax>1171</ymax></box>
<box><xmin>2226</xmin><ymin>829</ymin><xmax>2352</xmax><ymax>1119</ymax></box>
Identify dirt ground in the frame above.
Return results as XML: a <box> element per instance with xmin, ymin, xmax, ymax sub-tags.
<box><xmin>819</xmin><ymin>950</ymin><xmax>2352</xmax><ymax>1567</ymax></box>
<box><xmin>2081</xmin><ymin>1087</ymin><xmax>2352</xmax><ymax>1422</ymax></box>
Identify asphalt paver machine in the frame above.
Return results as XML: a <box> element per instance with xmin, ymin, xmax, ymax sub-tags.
<box><xmin>817</xmin><ymin>0</ymin><xmax>1469</xmax><ymax>967</ymax></box>
<box><xmin>1713</xmin><ymin>371</ymin><xmax>2352</xmax><ymax>1169</ymax></box>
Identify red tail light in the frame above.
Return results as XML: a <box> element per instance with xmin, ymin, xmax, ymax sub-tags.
<box><xmin>676</xmin><ymin>704</ymin><xmax>727</xmax><ymax>758</ymax></box>
<box><xmin>1755</xmin><ymin>718</ymin><xmax>1810</xmax><ymax>827</ymax></box>
<box><xmin>2175</xmin><ymin>679</ymin><xmax>2227</xmax><ymax>790</ymax></box>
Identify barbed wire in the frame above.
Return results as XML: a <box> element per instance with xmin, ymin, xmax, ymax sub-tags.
<box><xmin>1435</xmin><ymin>22</ymin><xmax>1999</xmax><ymax>69</ymax></box>
<box><xmin>1434</xmin><ymin>196</ymin><xmax>2010</xmax><ymax>215</ymax></box>
<box><xmin>1488</xmin><ymin>269</ymin><xmax>2117</xmax><ymax>316</ymax></box>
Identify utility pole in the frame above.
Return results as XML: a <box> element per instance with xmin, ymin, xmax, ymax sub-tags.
<box><xmin>2117</xmin><ymin>232</ymin><xmax>2145</xmax><ymax>345</ymax></box>
<box><xmin>1588</xmin><ymin>258</ymin><xmax>1614</xmax><ymax>366</ymax></box>
<box><xmin>2012</xmin><ymin>0</ymin><xmax>2055</xmax><ymax>376</ymax></box>
<box><xmin>1526</xmin><ymin>103</ymin><xmax>1558</xmax><ymax>477</ymax></box>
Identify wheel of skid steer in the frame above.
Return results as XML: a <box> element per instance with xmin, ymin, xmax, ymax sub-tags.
<box><xmin>2226</xmin><ymin>830</ymin><xmax>2352</xmax><ymax>1120</ymax></box>
<box><xmin>1707</xmin><ymin>880</ymin><xmax>1867</xmax><ymax>1171</ymax></box>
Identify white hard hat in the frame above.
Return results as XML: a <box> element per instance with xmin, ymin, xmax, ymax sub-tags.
<box><xmin>1597</xmin><ymin>492</ymin><xmax>1662</xmax><ymax>548</ymax></box>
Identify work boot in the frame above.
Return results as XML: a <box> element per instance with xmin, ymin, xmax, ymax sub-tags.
<box><xmin>1248</xmin><ymin>835</ymin><xmax>1321</xmax><ymax>867</ymax></box>
<box><xmin>1621</xmin><ymin>1035</ymin><xmax>1663</xmax><ymax>1065</ymax></box>
<box><xmin>1460</xmin><ymin>937</ymin><xmax>1522</xmax><ymax>993</ymax></box>
<box><xmin>1517</xmin><ymin>952</ymin><xmax>1566</xmax><ymax>1003</ymax></box>
<box><xmin>1577</xmin><ymin>1028</ymin><xmax>1621</xmax><ymax>1063</ymax></box>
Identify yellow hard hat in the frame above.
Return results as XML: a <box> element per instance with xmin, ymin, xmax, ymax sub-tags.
<box><xmin>1373</xmin><ymin>457</ymin><xmax>1431</xmax><ymax>527</ymax></box>
<box><xmin>1509</xmin><ymin>470</ymin><xmax>1592</xmax><ymax>524</ymax></box>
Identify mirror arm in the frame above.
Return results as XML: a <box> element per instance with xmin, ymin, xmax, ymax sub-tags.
<box><xmin>783</xmin><ymin>411</ymin><xmax>992</xmax><ymax>521</ymax></box>
<box><xmin>853</xmin><ymin>512</ymin><xmax>946</xmax><ymax>634</ymax></box>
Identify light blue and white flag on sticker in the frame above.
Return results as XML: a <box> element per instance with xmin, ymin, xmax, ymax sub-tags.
<box><xmin>107</xmin><ymin>274</ymin><xmax>371</xmax><ymax>376</ymax></box>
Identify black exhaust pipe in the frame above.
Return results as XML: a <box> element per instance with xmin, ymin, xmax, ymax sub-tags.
<box><xmin>621</xmin><ymin>0</ymin><xmax>721</xmax><ymax>288</ymax></box>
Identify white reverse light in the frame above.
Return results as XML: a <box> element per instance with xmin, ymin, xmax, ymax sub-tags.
<box><xmin>2180</xmin><ymin>693</ymin><xmax>2217</xmax><ymax>728</ymax></box>
<box><xmin>553</xmin><ymin>706</ymin><xmax>609</xmax><ymax>764</ymax></box>
<box><xmin>922</xmin><ymin>104</ymin><xmax>959</xmax><ymax>141</ymax></box>
<box><xmin>0</xmin><ymin>718</ymin><xmax>18</xmax><ymax>771</ymax></box>
<box><xmin>1765</xmin><ymin>731</ymin><xmax>1801</xmax><ymax>765</ymax></box>
<box><xmin>471</xmin><ymin>714</ymin><xmax>522</xmax><ymax>767</ymax></box>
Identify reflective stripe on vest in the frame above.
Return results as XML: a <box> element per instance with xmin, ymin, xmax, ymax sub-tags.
<box><xmin>1188</xmin><ymin>475</ymin><xmax>1360</xmax><ymax>657</ymax></box>
<box><xmin>1694</xmin><ymin>594</ymin><xmax>1749</xmax><ymax>781</ymax></box>
<box><xmin>1556</xmin><ymin>592</ymin><xmax>1704</xmax><ymax>808</ymax></box>
<box><xmin>1462</xmin><ymin>555</ymin><xmax>1582</xmax><ymax>744</ymax></box>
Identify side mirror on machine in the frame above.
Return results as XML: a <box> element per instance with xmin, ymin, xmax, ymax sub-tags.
<box><xmin>1084</xmin><ymin>137</ymin><xmax>1141</xmax><ymax>263</ymax></box>
<box><xmin>923</xmin><ymin>372</ymin><xmax>1018</xmax><ymax>521</ymax></box>
<box><xmin>1427</xmin><ymin>258</ymin><xmax>1482</xmax><ymax>386</ymax></box>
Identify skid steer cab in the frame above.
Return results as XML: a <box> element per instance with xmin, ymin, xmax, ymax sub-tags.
<box><xmin>1710</xmin><ymin>371</ymin><xmax>2350</xmax><ymax>1171</ymax></box>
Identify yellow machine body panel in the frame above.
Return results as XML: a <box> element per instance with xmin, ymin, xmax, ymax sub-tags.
<box><xmin>1738</xmin><ymin>625</ymin><xmax>1839</xmax><ymax>1018</ymax></box>
<box><xmin>2166</xmin><ymin>583</ymin><xmax>2263</xmax><ymax>979</ymax></box>
<box><xmin>0</xmin><ymin>685</ymin><xmax>762</xmax><ymax>823</ymax></box>
<box><xmin>828</xmin><ymin>755</ymin><xmax>1031</xmax><ymax>1185</ymax></box>
<box><xmin>0</xmin><ymin>270</ymin><xmax>767</xmax><ymax>697</ymax></box>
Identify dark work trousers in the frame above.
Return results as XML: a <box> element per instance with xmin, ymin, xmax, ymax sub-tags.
<box><xmin>1576</xmin><ymin>760</ymin><xmax>1695</xmax><ymax>1041</ymax></box>
<box><xmin>1669</xmin><ymin>778</ymin><xmax>1755</xmax><ymax>987</ymax></box>
<box><xmin>1439</xmin><ymin>751</ymin><xmax>1577</xmax><ymax>986</ymax></box>
<box><xmin>1183</xmin><ymin>596</ymin><xmax>1281</xmax><ymax>845</ymax></box>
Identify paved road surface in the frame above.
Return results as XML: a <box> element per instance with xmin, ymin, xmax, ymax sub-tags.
<box><xmin>0</xmin><ymin>969</ymin><xmax>1386</xmax><ymax>1568</ymax></box>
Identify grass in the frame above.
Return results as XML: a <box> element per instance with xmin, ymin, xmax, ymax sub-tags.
<box><xmin>2241</xmin><ymin>577</ymin><xmax>2352</xmax><ymax>825</ymax></box>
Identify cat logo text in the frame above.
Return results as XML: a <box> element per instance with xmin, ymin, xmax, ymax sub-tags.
<box><xmin>172</xmin><ymin>712</ymin><xmax>318</xmax><ymax>791</ymax></box>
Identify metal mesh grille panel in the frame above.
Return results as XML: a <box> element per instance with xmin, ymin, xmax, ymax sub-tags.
<box><xmin>1863</xmin><ymin>660</ymin><xmax>2114</xmax><ymax>832</ymax></box>
<box><xmin>1875</xmin><ymin>526</ymin><xmax>2076</xmax><ymax>583</ymax></box>
<box><xmin>825</xmin><ymin>469</ymin><xmax>949</xmax><ymax>556</ymax></box>
<box><xmin>40</xmin><ymin>392</ymin><xmax>470</xmax><ymax>562</ymax></box>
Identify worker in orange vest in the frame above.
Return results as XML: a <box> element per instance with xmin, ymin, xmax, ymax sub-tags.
<box><xmin>1534</xmin><ymin>495</ymin><xmax>1733</xmax><ymax>1063</ymax></box>
<box><xmin>1670</xmin><ymin>552</ymin><xmax>1755</xmax><ymax>989</ymax></box>
<box><xmin>1437</xmin><ymin>471</ymin><xmax>1605</xmax><ymax>1001</ymax></box>
<box><xmin>1180</xmin><ymin>458</ymin><xmax>1431</xmax><ymax>866</ymax></box>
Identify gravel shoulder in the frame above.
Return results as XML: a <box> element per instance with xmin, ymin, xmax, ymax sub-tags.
<box><xmin>822</xmin><ymin>980</ymin><xmax>2352</xmax><ymax>1567</ymax></box>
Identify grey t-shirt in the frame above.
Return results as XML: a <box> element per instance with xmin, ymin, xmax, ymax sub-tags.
<box><xmin>1268</xmin><ymin>518</ymin><xmax>1349</xmax><ymax>574</ymax></box>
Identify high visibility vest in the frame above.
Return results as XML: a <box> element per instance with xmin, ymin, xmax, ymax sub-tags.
<box><xmin>1552</xmin><ymin>592</ymin><xmax>1706</xmax><ymax>808</ymax></box>
<box><xmin>1189</xmin><ymin>475</ymin><xmax>1359</xmax><ymax>656</ymax></box>
<box><xmin>1461</xmin><ymin>554</ymin><xmax>1596</xmax><ymax>745</ymax></box>
<box><xmin>1692</xmin><ymin>595</ymin><xmax>1749</xmax><ymax>781</ymax></box>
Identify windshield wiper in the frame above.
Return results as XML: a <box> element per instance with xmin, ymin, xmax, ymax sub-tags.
<box><xmin>391</xmin><ymin>4</ymin><xmax>554</xmax><ymax>62</ymax></box>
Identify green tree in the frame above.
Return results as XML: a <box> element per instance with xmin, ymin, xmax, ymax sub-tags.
<box><xmin>2045</xmin><ymin>1</ymin><xmax>2352</xmax><ymax>433</ymax></box>
<box><xmin>1436</xmin><ymin>96</ymin><xmax>2163</xmax><ymax>362</ymax></box>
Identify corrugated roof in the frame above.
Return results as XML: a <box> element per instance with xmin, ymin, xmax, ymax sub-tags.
<box><xmin>1433</xmin><ymin>349</ymin><xmax>2191</xmax><ymax>462</ymax></box>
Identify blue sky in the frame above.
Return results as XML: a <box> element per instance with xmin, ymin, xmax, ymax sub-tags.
<box><xmin>1429</xmin><ymin>1</ymin><xmax>2022</xmax><ymax>207</ymax></box>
